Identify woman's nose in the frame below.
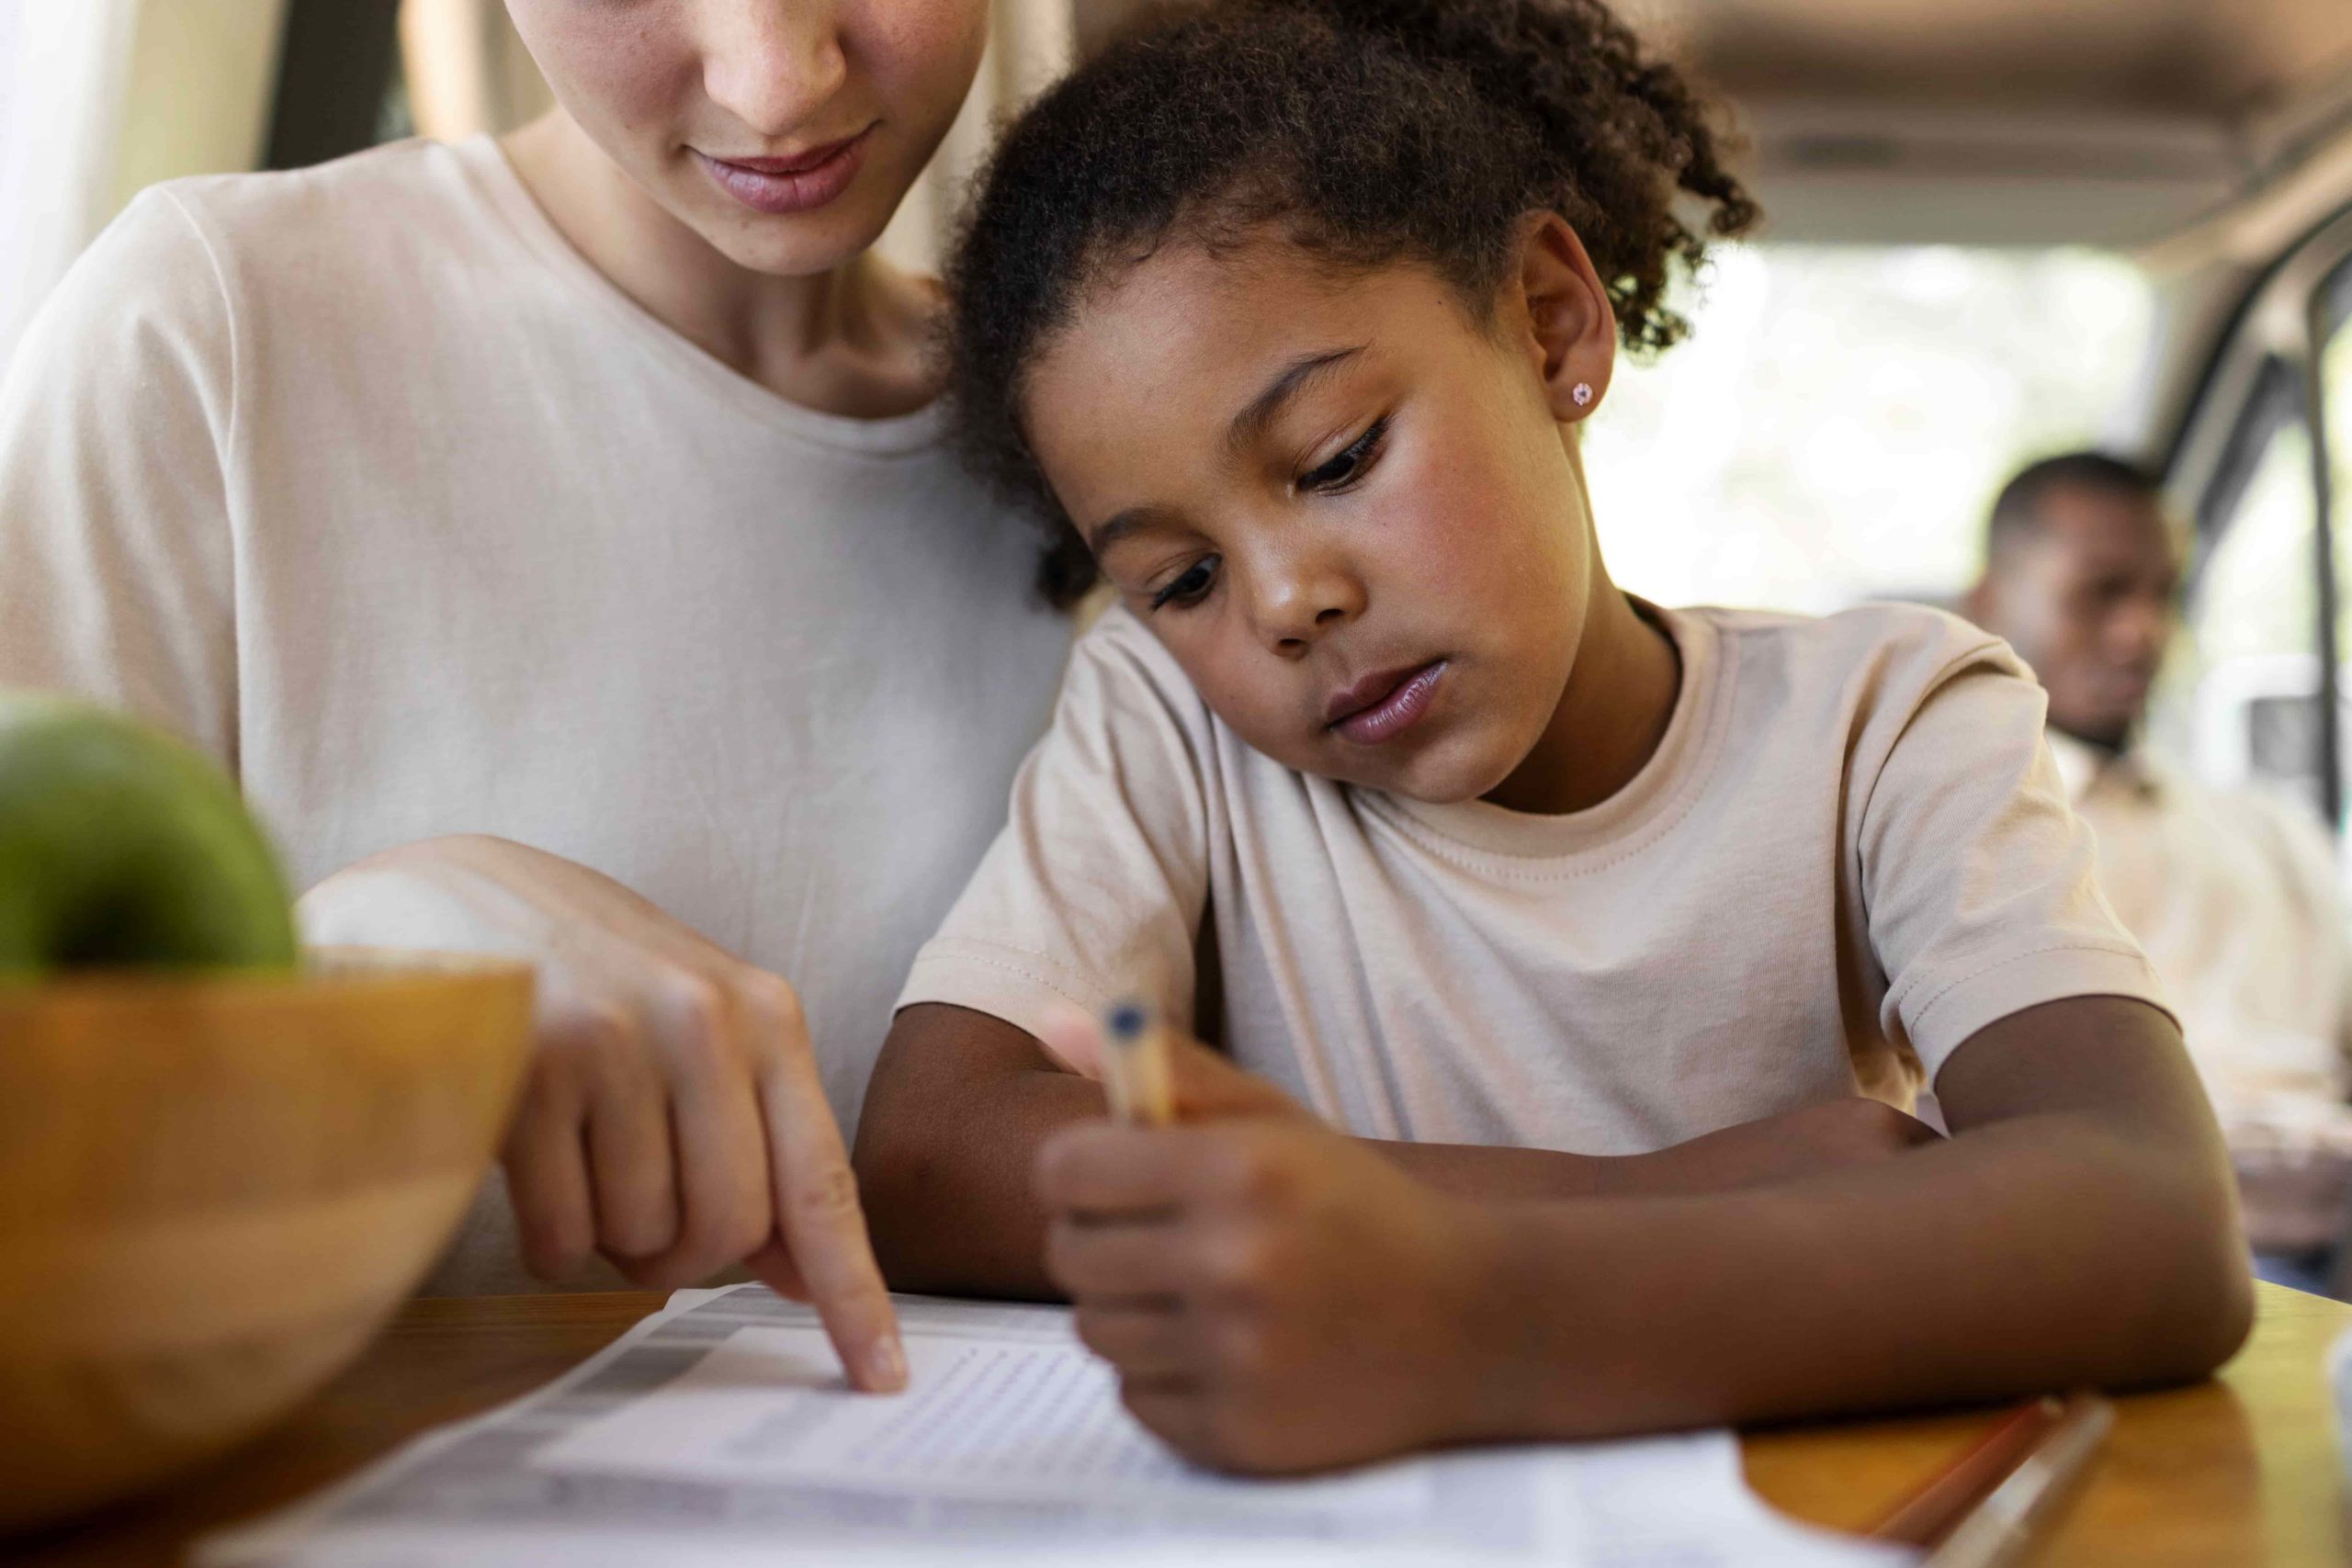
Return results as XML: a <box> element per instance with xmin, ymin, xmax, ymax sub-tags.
<box><xmin>699</xmin><ymin>2</ymin><xmax>851</xmax><ymax>142</ymax></box>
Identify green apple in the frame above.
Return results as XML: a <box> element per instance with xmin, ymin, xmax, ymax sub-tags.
<box><xmin>0</xmin><ymin>692</ymin><xmax>298</xmax><ymax>980</ymax></box>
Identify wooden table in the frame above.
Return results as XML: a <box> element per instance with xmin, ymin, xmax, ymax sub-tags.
<box><xmin>13</xmin><ymin>1282</ymin><xmax>2350</xmax><ymax>1565</ymax></box>
<box><xmin>1744</xmin><ymin>1283</ymin><xmax>2352</xmax><ymax>1563</ymax></box>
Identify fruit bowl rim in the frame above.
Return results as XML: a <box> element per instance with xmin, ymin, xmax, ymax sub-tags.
<box><xmin>0</xmin><ymin>947</ymin><xmax>534</xmax><ymax>1003</ymax></box>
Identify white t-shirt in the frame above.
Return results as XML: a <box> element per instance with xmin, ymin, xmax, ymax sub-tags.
<box><xmin>900</xmin><ymin>602</ymin><xmax>2168</xmax><ymax>1150</ymax></box>
<box><xmin>0</xmin><ymin>138</ymin><xmax>1071</xmax><ymax>1282</ymax></box>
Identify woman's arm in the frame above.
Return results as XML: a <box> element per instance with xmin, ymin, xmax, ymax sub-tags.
<box><xmin>0</xmin><ymin>184</ymin><xmax>911</xmax><ymax>1388</ymax></box>
<box><xmin>301</xmin><ymin>834</ymin><xmax>907</xmax><ymax>1392</ymax></box>
<box><xmin>1035</xmin><ymin>995</ymin><xmax>2250</xmax><ymax>1474</ymax></box>
<box><xmin>854</xmin><ymin>1001</ymin><xmax>1939</xmax><ymax>1298</ymax></box>
<box><xmin>0</xmin><ymin>190</ymin><xmax>241</xmax><ymax>760</ymax></box>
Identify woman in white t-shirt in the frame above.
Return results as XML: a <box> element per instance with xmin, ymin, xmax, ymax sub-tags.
<box><xmin>0</xmin><ymin>2</ymin><xmax>1071</xmax><ymax>1392</ymax></box>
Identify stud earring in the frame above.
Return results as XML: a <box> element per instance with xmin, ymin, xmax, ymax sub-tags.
<box><xmin>1572</xmin><ymin>382</ymin><xmax>1596</xmax><ymax>408</ymax></box>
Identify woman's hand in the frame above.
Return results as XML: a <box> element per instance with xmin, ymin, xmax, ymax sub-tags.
<box><xmin>299</xmin><ymin>834</ymin><xmax>905</xmax><ymax>1391</ymax></box>
<box><xmin>1034</xmin><ymin>1032</ymin><xmax>1503</xmax><ymax>1474</ymax></box>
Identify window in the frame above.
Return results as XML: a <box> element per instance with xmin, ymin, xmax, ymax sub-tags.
<box><xmin>2177</xmin><ymin>399</ymin><xmax>2324</xmax><ymax>807</ymax></box>
<box><xmin>1584</xmin><ymin>244</ymin><xmax>2158</xmax><ymax>615</ymax></box>
<box><xmin>2174</xmin><ymin>256</ymin><xmax>2352</xmax><ymax>829</ymax></box>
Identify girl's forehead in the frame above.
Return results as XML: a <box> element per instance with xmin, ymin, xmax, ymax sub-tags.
<box><xmin>1021</xmin><ymin>246</ymin><xmax>1487</xmax><ymax>524</ymax></box>
<box><xmin>1034</xmin><ymin>243</ymin><xmax>1444</xmax><ymax>418</ymax></box>
<box><xmin>1028</xmin><ymin>253</ymin><xmax>1323</xmax><ymax>453</ymax></box>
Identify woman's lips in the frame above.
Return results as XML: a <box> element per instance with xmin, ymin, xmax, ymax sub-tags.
<box><xmin>695</xmin><ymin>127</ymin><xmax>874</xmax><ymax>215</ymax></box>
<box><xmin>1328</xmin><ymin>661</ymin><xmax>1448</xmax><ymax>747</ymax></box>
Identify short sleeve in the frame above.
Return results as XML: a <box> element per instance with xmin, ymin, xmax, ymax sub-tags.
<box><xmin>894</xmin><ymin>609</ymin><xmax>1215</xmax><ymax>1056</ymax></box>
<box><xmin>0</xmin><ymin>187</ymin><xmax>240</xmax><ymax>767</ymax></box>
<box><xmin>1857</xmin><ymin>640</ymin><xmax>2170</xmax><ymax>1078</ymax></box>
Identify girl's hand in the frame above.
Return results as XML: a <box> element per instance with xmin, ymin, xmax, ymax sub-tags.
<box><xmin>1034</xmin><ymin>1033</ymin><xmax>1504</xmax><ymax>1474</ymax></box>
<box><xmin>299</xmin><ymin>834</ymin><xmax>906</xmax><ymax>1392</ymax></box>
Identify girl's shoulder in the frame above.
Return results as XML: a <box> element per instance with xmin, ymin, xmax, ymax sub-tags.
<box><xmin>1680</xmin><ymin>598</ymin><xmax>2030</xmax><ymax>710</ymax></box>
<box><xmin>1662</xmin><ymin>600</ymin><xmax>2046</xmax><ymax>807</ymax></box>
<box><xmin>1061</xmin><ymin>603</ymin><xmax>1218</xmax><ymax>741</ymax></box>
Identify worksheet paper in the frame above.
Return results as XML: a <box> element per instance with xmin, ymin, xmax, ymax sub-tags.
<box><xmin>198</xmin><ymin>1285</ymin><xmax>1906</xmax><ymax>1568</ymax></box>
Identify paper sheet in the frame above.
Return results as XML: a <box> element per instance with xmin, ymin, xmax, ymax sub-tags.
<box><xmin>199</xmin><ymin>1285</ymin><xmax>1907</xmax><ymax>1568</ymax></box>
<box><xmin>535</xmin><ymin>1322</ymin><xmax>1434</xmax><ymax>1518</ymax></box>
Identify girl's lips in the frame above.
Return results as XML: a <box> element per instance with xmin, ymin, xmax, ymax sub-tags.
<box><xmin>695</xmin><ymin>128</ymin><xmax>874</xmax><ymax>215</ymax></box>
<box><xmin>1329</xmin><ymin>661</ymin><xmax>1448</xmax><ymax>747</ymax></box>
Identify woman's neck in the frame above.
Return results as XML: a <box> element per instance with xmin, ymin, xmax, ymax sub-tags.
<box><xmin>499</xmin><ymin>111</ymin><xmax>939</xmax><ymax>419</ymax></box>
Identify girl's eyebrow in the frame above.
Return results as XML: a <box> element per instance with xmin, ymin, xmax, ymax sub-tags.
<box><xmin>1089</xmin><ymin>502</ymin><xmax>1182</xmax><ymax>556</ymax></box>
<box><xmin>1225</xmin><ymin>345</ymin><xmax>1367</xmax><ymax>456</ymax></box>
<box><xmin>1087</xmin><ymin>344</ymin><xmax>1371</xmax><ymax>556</ymax></box>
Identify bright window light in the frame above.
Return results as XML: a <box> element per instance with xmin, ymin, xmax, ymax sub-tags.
<box><xmin>1585</xmin><ymin>244</ymin><xmax>2157</xmax><ymax>615</ymax></box>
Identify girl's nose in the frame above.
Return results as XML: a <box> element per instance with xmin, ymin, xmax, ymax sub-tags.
<box><xmin>700</xmin><ymin>2</ymin><xmax>852</xmax><ymax>142</ymax></box>
<box><xmin>1250</xmin><ymin>555</ymin><xmax>1367</xmax><ymax>660</ymax></box>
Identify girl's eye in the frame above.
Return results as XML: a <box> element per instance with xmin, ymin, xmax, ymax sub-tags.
<box><xmin>1150</xmin><ymin>557</ymin><xmax>1221</xmax><ymax>612</ymax></box>
<box><xmin>1299</xmin><ymin>417</ymin><xmax>1390</xmax><ymax>494</ymax></box>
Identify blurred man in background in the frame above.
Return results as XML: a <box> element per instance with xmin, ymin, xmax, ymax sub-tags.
<box><xmin>1966</xmin><ymin>452</ymin><xmax>2352</xmax><ymax>1294</ymax></box>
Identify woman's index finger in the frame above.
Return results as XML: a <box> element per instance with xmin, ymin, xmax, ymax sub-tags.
<box><xmin>751</xmin><ymin>1010</ymin><xmax>907</xmax><ymax>1393</ymax></box>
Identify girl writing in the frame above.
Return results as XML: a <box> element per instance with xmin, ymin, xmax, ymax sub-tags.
<box><xmin>854</xmin><ymin>0</ymin><xmax>2250</xmax><ymax>1472</ymax></box>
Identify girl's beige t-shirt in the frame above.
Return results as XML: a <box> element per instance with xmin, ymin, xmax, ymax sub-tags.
<box><xmin>900</xmin><ymin>602</ymin><xmax>2169</xmax><ymax>1149</ymax></box>
<box><xmin>0</xmin><ymin>139</ymin><xmax>1071</xmax><ymax>1282</ymax></box>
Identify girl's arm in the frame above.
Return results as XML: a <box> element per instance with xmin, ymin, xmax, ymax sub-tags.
<box><xmin>853</xmin><ymin>1001</ymin><xmax>1939</xmax><ymax>1298</ymax></box>
<box><xmin>1033</xmin><ymin>995</ymin><xmax>2249</xmax><ymax>1474</ymax></box>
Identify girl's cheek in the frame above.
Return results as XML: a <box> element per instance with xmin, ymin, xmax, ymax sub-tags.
<box><xmin>1171</xmin><ymin>630</ymin><xmax>1289</xmax><ymax>756</ymax></box>
<box><xmin>1380</xmin><ymin>468</ymin><xmax>1492</xmax><ymax>596</ymax></box>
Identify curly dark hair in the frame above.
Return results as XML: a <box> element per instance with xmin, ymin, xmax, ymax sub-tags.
<box><xmin>946</xmin><ymin>0</ymin><xmax>1761</xmax><ymax>606</ymax></box>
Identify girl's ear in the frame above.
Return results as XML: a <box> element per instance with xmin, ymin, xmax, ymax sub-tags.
<box><xmin>1510</xmin><ymin>211</ymin><xmax>1617</xmax><ymax>424</ymax></box>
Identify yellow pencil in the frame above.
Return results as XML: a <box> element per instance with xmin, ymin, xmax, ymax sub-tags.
<box><xmin>1102</xmin><ymin>998</ymin><xmax>1176</xmax><ymax>1126</ymax></box>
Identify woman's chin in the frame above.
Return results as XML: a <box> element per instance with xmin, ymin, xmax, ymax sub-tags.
<box><xmin>700</xmin><ymin>207</ymin><xmax>896</xmax><ymax>278</ymax></box>
<box><xmin>658</xmin><ymin>163</ymin><xmax>903</xmax><ymax>279</ymax></box>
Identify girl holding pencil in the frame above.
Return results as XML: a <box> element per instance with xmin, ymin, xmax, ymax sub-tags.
<box><xmin>853</xmin><ymin>0</ymin><xmax>2252</xmax><ymax>1474</ymax></box>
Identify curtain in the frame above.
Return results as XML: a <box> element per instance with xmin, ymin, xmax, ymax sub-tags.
<box><xmin>399</xmin><ymin>0</ymin><xmax>552</xmax><ymax>143</ymax></box>
<box><xmin>0</xmin><ymin>0</ymin><xmax>290</xmax><ymax>372</ymax></box>
<box><xmin>876</xmin><ymin>1</ymin><xmax>1076</xmax><ymax>275</ymax></box>
<box><xmin>0</xmin><ymin>1</ymin><xmax>141</xmax><ymax>368</ymax></box>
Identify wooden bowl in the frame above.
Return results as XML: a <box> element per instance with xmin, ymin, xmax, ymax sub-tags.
<box><xmin>0</xmin><ymin>948</ymin><xmax>533</xmax><ymax>1532</ymax></box>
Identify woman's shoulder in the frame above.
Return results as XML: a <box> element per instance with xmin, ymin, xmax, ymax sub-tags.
<box><xmin>67</xmin><ymin>140</ymin><xmax>520</xmax><ymax>334</ymax></box>
<box><xmin>142</xmin><ymin>137</ymin><xmax>508</xmax><ymax>254</ymax></box>
<box><xmin>12</xmin><ymin>138</ymin><xmax>529</xmax><ymax>423</ymax></box>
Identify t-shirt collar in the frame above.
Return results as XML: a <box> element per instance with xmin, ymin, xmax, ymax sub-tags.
<box><xmin>1367</xmin><ymin>599</ymin><xmax>1730</xmax><ymax>862</ymax></box>
<box><xmin>2046</xmin><ymin>727</ymin><xmax>2163</xmax><ymax>806</ymax></box>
